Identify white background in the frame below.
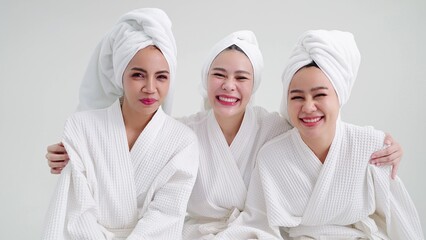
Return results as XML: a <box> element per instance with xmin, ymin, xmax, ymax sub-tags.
<box><xmin>1</xmin><ymin>0</ymin><xmax>425</xmax><ymax>238</ymax></box>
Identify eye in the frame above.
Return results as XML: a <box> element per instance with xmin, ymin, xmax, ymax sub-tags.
<box><xmin>290</xmin><ymin>96</ymin><xmax>304</xmax><ymax>100</ymax></box>
<box><xmin>157</xmin><ymin>74</ymin><xmax>169</xmax><ymax>82</ymax></box>
<box><xmin>212</xmin><ymin>72</ymin><xmax>225</xmax><ymax>79</ymax></box>
<box><xmin>131</xmin><ymin>72</ymin><xmax>144</xmax><ymax>79</ymax></box>
<box><xmin>314</xmin><ymin>93</ymin><xmax>327</xmax><ymax>98</ymax></box>
<box><xmin>236</xmin><ymin>76</ymin><xmax>249</xmax><ymax>81</ymax></box>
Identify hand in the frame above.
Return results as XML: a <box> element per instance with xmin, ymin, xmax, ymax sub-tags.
<box><xmin>46</xmin><ymin>142</ymin><xmax>69</xmax><ymax>174</ymax></box>
<box><xmin>369</xmin><ymin>133</ymin><xmax>403</xmax><ymax>180</ymax></box>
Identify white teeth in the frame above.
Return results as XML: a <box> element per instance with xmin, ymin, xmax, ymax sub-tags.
<box><xmin>303</xmin><ymin>117</ymin><xmax>321</xmax><ymax>123</ymax></box>
<box><xmin>218</xmin><ymin>96</ymin><xmax>237</xmax><ymax>103</ymax></box>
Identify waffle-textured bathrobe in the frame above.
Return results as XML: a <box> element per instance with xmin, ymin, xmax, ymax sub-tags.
<box><xmin>42</xmin><ymin>100</ymin><xmax>199</xmax><ymax>239</ymax></box>
<box><xmin>255</xmin><ymin>122</ymin><xmax>423</xmax><ymax>239</ymax></box>
<box><xmin>181</xmin><ymin>106</ymin><xmax>291</xmax><ymax>239</ymax></box>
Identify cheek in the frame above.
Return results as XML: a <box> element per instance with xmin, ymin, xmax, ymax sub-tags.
<box><xmin>122</xmin><ymin>79</ymin><xmax>133</xmax><ymax>95</ymax></box>
<box><xmin>160</xmin><ymin>82</ymin><xmax>170</xmax><ymax>94</ymax></box>
<box><xmin>241</xmin><ymin>82</ymin><xmax>253</xmax><ymax>98</ymax></box>
<box><xmin>207</xmin><ymin>78</ymin><xmax>219</xmax><ymax>96</ymax></box>
<box><xmin>287</xmin><ymin>103</ymin><xmax>299</xmax><ymax>118</ymax></box>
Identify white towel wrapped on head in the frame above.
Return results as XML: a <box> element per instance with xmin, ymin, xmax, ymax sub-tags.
<box><xmin>77</xmin><ymin>8</ymin><xmax>177</xmax><ymax>114</ymax></box>
<box><xmin>280</xmin><ymin>30</ymin><xmax>361</xmax><ymax>120</ymax></box>
<box><xmin>200</xmin><ymin>30</ymin><xmax>264</xmax><ymax>110</ymax></box>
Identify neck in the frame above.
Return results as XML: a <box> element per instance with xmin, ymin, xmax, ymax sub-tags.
<box><xmin>300</xmin><ymin>128</ymin><xmax>336</xmax><ymax>163</ymax></box>
<box><xmin>121</xmin><ymin>101</ymin><xmax>155</xmax><ymax>150</ymax></box>
<box><xmin>214</xmin><ymin>111</ymin><xmax>245</xmax><ymax>146</ymax></box>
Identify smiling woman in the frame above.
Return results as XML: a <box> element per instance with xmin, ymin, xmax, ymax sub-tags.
<box><xmin>287</xmin><ymin>64</ymin><xmax>341</xmax><ymax>162</ymax></box>
<box><xmin>227</xmin><ymin>30</ymin><xmax>424</xmax><ymax>239</ymax></box>
<box><xmin>207</xmin><ymin>47</ymin><xmax>254</xmax><ymax>144</ymax></box>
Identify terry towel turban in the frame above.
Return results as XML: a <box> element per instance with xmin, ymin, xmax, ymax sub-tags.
<box><xmin>200</xmin><ymin>30</ymin><xmax>264</xmax><ymax>110</ymax></box>
<box><xmin>280</xmin><ymin>30</ymin><xmax>361</xmax><ymax>120</ymax></box>
<box><xmin>77</xmin><ymin>8</ymin><xmax>177</xmax><ymax>114</ymax></box>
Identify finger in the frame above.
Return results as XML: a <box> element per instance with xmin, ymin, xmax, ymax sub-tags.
<box><xmin>50</xmin><ymin>167</ymin><xmax>63</xmax><ymax>174</ymax></box>
<box><xmin>48</xmin><ymin>160</ymin><xmax>68</xmax><ymax>168</ymax></box>
<box><xmin>391</xmin><ymin>163</ymin><xmax>399</xmax><ymax>180</ymax></box>
<box><xmin>46</xmin><ymin>153</ymin><xmax>69</xmax><ymax>162</ymax></box>
<box><xmin>370</xmin><ymin>142</ymin><xmax>400</xmax><ymax>160</ymax></box>
<box><xmin>47</xmin><ymin>143</ymin><xmax>66</xmax><ymax>154</ymax></box>
<box><xmin>371</xmin><ymin>152</ymin><xmax>401</xmax><ymax>165</ymax></box>
<box><xmin>384</xmin><ymin>132</ymin><xmax>394</xmax><ymax>146</ymax></box>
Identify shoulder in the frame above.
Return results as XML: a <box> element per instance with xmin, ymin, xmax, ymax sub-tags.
<box><xmin>252</xmin><ymin>106</ymin><xmax>293</xmax><ymax>134</ymax></box>
<box><xmin>164</xmin><ymin>115</ymin><xmax>198</xmax><ymax>143</ymax></box>
<box><xmin>177</xmin><ymin>111</ymin><xmax>209</xmax><ymax>130</ymax></box>
<box><xmin>342</xmin><ymin>122</ymin><xmax>385</xmax><ymax>144</ymax></box>
<box><xmin>65</xmin><ymin>107</ymin><xmax>108</xmax><ymax>130</ymax></box>
<box><xmin>257</xmin><ymin>128</ymin><xmax>296</xmax><ymax>166</ymax></box>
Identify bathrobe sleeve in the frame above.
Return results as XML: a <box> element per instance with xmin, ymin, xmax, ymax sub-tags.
<box><xmin>216</xmin><ymin>166</ymin><xmax>283</xmax><ymax>240</ymax></box>
<box><xmin>127</xmin><ymin>137</ymin><xmax>199</xmax><ymax>240</ymax></box>
<box><xmin>370</xmin><ymin>166</ymin><xmax>424</xmax><ymax>239</ymax></box>
<box><xmin>42</xmin><ymin>116</ymin><xmax>106</xmax><ymax>240</ymax></box>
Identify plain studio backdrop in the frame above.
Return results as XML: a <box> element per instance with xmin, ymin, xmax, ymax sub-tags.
<box><xmin>1</xmin><ymin>0</ymin><xmax>425</xmax><ymax>238</ymax></box>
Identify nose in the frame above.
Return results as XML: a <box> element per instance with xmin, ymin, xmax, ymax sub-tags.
<box><xmin>302</xmin><ymin>99</ymin><xmax>317</xmax><ymax>113</ymax></box>
<box><xmin>222</xmin><ymin>77</ymin><xmax>236</xmax><ymax>92</ymax></box>
<box><xmin>142</xmin><ymin>77</ymin><xmax>156</xmax><ymax>93</ymax></box>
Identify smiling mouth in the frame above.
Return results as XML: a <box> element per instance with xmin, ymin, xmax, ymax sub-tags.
<box><xmin>217</xmin><ymin>96</ymin><xmax>239</xmax><ymax>103</ymax></box>
<box><xmin>301</xmin><ymin>117</ymin><xmax>322</xmax><ymax>123</ymax></box>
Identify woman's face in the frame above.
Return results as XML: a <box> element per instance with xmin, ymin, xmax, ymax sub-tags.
<box><xmin>122</xmin><ymin>46</ymin><xmax>170</xmax><ymax>116</ymax></box>
<box><xmin>207</xmin><ymin>49</ymin><xmax>254</xmax><ymax>121</ymax></box>
<box><xmin>287</xmin><ymin>66</ymin><xmax>340</xmax><ymax>141</ymax></box>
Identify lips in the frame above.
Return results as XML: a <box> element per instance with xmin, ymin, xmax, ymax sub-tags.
<box><xmin>140</xmin><ymin>98</ymin><xmax>157</xmax><ymax>105</ymax></box>
<box><xmin>216</xmin><ymin>95</ymin><xmax>239</xmax><ymax>106</ymax></box>
<box><xmin>300</xmin><ymin>116</ymin><xmax>323</xmax><ymax>127</ymax></box>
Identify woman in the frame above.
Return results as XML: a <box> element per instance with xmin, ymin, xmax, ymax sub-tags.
<box><xmin>46</xmin><ymin>30</ymin><xmax>404</xmax><ymax>239</ymax></box>
<box><xmin>179</xmin><ymin>31</ymin><xmax>294</xmax><ymax>239</ymax></box>
<box><xmin>42</xmin><ymin>8</ymin><xmax>199</xmax><ymax>240</ymax></box>
<box><xmin>243</xmin><ymin>30</ymin><xmax>423</xmax><ymax>239</ymax></box>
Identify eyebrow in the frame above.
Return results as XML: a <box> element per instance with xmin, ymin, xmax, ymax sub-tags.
<box><xmin>289</xmin><ymin>86</ymin><xmax>329</xmax><ymax>94</ymax></box>
<box><xmin>130</xmin><ymin>67</ymin><xmax>169</xmax><ymax>74</ymax></box>
<box><xmin>311</xmin><ymin>86</ymin><xmax>328</xmax><ymax>91</ymax></box>
<box><xmin>211</xmin><ymin>67</ymin><xmax>252</xmax><ymax>75</ymax></box>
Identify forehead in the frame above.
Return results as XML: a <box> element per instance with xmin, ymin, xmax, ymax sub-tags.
<box><xmin>289</xmin><ymin>67</ymin><xmax>334</xmax><ymax>90</ymax></box>
<box><xmin>210</xmin><ymin>49</ymin><xmax>253</xmax><ymax>72</ymax></box>
<box><xmin>127</xmin><ymin>46</ymin><xmax>169</xmax><ymax>70</ymax></box>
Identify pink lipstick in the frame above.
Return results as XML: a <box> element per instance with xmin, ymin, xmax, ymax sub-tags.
<box><xmin>140</xmin><ymin>98</ymin><xmax>157</xmax><ymax>105</ymax></box>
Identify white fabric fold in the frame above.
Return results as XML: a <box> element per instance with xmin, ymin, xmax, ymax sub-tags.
<box><xmin>180</xmin><ymin>107</ymin><xmax>292</xmax><ymax>239</ymax></box>
<box><xmin>255</xmin><ymin>121</ymin><xmax>424</xmax><ymax>239</ymax></box>
<box><xmin>77</xmin><ymin>8</ymin><xmax>177</xmax><ymax>114</ymax></box>
<box><xmin>42</xmin><ymin>100</ymin><xmax>199</xmax><ymax>239</ymax></box>
<box><xmin>280</xmin><ymin>30</ymin><xmax>360</xmax><ymax>120</ymax></box>
<box><xmin>200</xmin><ymin>30</ymin><xmax>264</xmax><ymax>110</ymax></box>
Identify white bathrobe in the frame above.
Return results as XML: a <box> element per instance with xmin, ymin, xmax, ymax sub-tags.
<box><xmin>254</xmin><ymin>121</ymin><xmax>423</xmax><ymax>239</ymax></box>
<box><xmin>42</xmin><ymin>100</ymin><xmax>199</xmax><ymax>240</ymax></box>
<box><xmin>180</xmin><ymin>106</ymin><xmax>292</xmax><ymax>239</ymax></box>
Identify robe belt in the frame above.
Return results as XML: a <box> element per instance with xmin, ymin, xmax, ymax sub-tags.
<box><xmin>288</xmin><ymin>217</ymin><xmax>387</xmax><ymax>240</ymax></box>
<box><xmin>99</xmin><ymin>225</ymin><xmax>133</xmax><ymax>240</ymax></box>
<box><xmin>288</xmin><ymin>224</ymin><xmax>367</xmax><ymax>239</ymax></box>
<box><xmin>198</xmin><ymin>207</ymin><xmax>241</xmax><ymax>235</ymax></box>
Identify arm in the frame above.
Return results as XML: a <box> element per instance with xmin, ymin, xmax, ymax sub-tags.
<box><xmin>127</xmin><ymin>140</ymin><xmax>199</xmax><ymax>240</ymax></box>
<box><xmin>46</xmin><ymin>142</ymin><xmax>69</xmax><ymax>174</ymax></box>
<box><xmin>370</xmin><ymin>133</ymin><xmax>403</xmax><ymax>179</ymax></box>
<box><xmin>371</xmin><ymin>166</ymin><xmax>424</xmax><ymax>239</ymax></box>
<box><xmin>43</xmin><ymin>119</ymin><xmax>106</xmax><ymax>239</ymax></box>
<box><xmin>43</xmin><ymin>151</ymin><xmax>106</xmax><ymax>239</ymax></box>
